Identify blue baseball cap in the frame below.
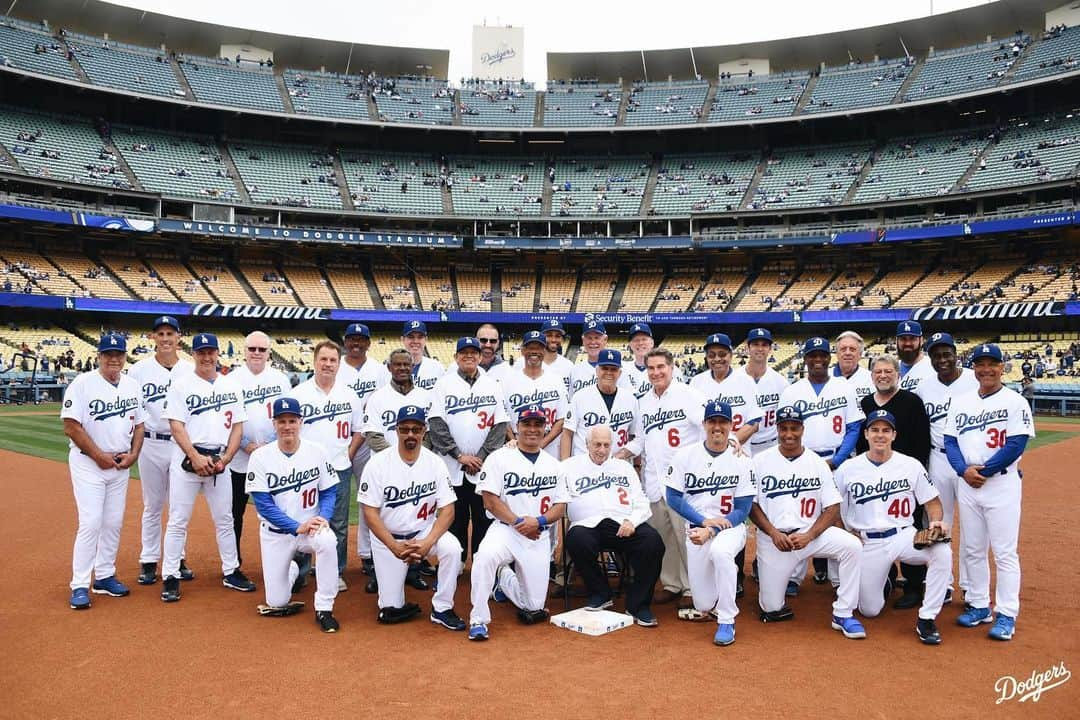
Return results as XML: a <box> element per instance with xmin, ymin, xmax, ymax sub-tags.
<box><xmin>344</xmin><ymin>323</ymin><xmax>371</xmax><ymax>339</ymax></box>
<box><xmin>925</xmin><ymin>332</ymin><xmax>956</xmax><ymax>351</ymax></box>
<box><xmin>97</xmin><ymin>333</ymin><xmax>127</xmax><ymax>353</ymax></box>
<box><xmin>746</xmin><ymin>328</ymin><xmax>773</xmax><ymax>343</ymax></box>
<box><xmin>191</xmin><ymin>333</ymin><xmax>219</xmax><ymax>351</ymax></box>
<box><xmin>803</xmin><ymin>337</ymin><xmax>830</xmax><ymax>355</ymax></box>
<box><xmin>970</xmin><ymin>343</ymin><xmax>1004</xmax><ymax>362</ymax></box>
<box><xmin>628</xmin><ymin>322</ymin><xmax>652</xmax><ymax>338</ymax></box>
<box><xmin>597</xmin><ymin>349</ymin><xmax>622</xmax><ymax>367</ymax></box>
<box><xmin>152</xmin><ymin>315</ymin><xmax>180</xmax><ymax>332</ymax></box>
<box><xmin>521</xmin><ymin>330</ymin><xmax>546</xmax><ymax>347</ymax></box>
<box><xmin>518</xmin><ymin>405</ymin><xmax>547</xmax><ymax>423</ymax></box>
<box><xmin>705</xmin><ymin>333</ymin><xmax>733</xmax><ymax>350</ymax></box>
<box><xmin>704</xmin><ymin>400</ymin><xmax>733</xmax><ymax>421</ymax></box>
<box><xmin>582</xmin><ymin>319</ymin><xmax>607</xmax><ymax>336</ymax></box>
<box><xmin>272</xmin><ymin>397</ymin><xmax>302</xmax><ymax>418</ymax></box>
<box><xmin>897</xmin><ymin>321</ymin><xmax>923</xmax><ymax>338</ymax></box>
<box><xmin>402</xmin><ymin>320</ymin><xmax>428</xmax><ymax>336</ymax></box>
<box><xmin>456</xmin><ymin>337</ymin><xmax>481</xmax><ymax>353</ymax></box>
<box><xmin>775</xmin><ymin>406</ymin><xmax>804</xmax><ymax>425</ymax></box>
<box><xmin>866</xmin><ymin>409</ymin><xmax>897</xmax><ymax>429</ymax></box>
<box><xmin>396</xmin><ymin>404</ymin><xmax>427</xmax><ymax>425</ymax></box>
<box><xmin>541</xmin><ymin>319</ymin><xmax>566</xmax><ymax>335</ymax></box>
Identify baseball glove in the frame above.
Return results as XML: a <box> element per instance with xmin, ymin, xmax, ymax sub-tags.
<box><xmin>257</xmin><ymin>601</ymin><xmax>305</xmax><ymax>617</ymax></box>
<box><xmin>181</xmin><ymin>454</ymin><xmax>222</xmax><ymax>474</ymax></box>
<box><xmin>913</xmin><ymin>527</ymin><xmax>951</xmax><ymax>549</ymax></box>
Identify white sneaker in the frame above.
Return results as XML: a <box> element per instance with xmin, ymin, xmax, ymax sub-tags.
<box><xmin>338</xmin><ymin>577</ymin><xmax>348</xmax><ymax>592</ymax></box>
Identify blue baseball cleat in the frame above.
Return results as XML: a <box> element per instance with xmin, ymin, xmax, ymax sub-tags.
<box><xmin>91</xmin><ymin>576</ymin><xmax>130</xmax><ymax>597</ymax></box>
<box><xmin>713</xmin><ymin>623</ymin><xmax>735</xmax><ymax>646</ymax></box>
<box><xmin>956</xmin><ymin>606</ymin><xmax>993</xmax><ymax>627</ymax></box>
<box><xmin>785</xmin><ymin>581</ymin><xmax>799</xmax><ymax>597</ymax></box>
<box><xmin>468</xmin><ymin>623</ymin><xmax>489</xmax><ymax>641</ymax></box>
<box><xmin>70</xmin><ymin>587</ymin><xmax>91</xmax><ymax>610</ymax></box>
<box><xmin>988</xmin><ymin>614</ymin><xmax>1015</xmax><ymax>641</ymax></box>
<box><xmin>831</xmin><ymin>615</ymin><xmax>867</xmax><ymax>639</ymax></box>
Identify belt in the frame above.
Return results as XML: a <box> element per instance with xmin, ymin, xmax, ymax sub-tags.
<box><xmin>266</xmin><ymin>524</ymin><xmax>291</xmax><ymax>535</ymax></box>
<box><xmin>776</xmin><ymin>528</ymin><xmax>801</xmax><ymax>535</ymax></box>
<box><xmin>144</xmin><ymin>430</ymin><xmax>172</xmax><ymax>441</ymax></box>
<box><xmin>193</xmin><ymin>444</ymin><xmax>224</xmax><ymax>455</ymax></box>
<box><xmin>935</xmin><ymin>447</ymin><xmax>946</xmax><ymax>454</ymax></box>
<box><xmin>864</xmin><ymin>527</ymin><xmax>905</xmax><ymax>540</ymax></box>
<box><xmin>392</xmin><ymin>530</ymin><xmax>420</xmax><ymax>540</ymax></box>
<box><xmin>813</xmin><ymin>449</ymin><xmax>834</xmax><ymax>458</ymax></box>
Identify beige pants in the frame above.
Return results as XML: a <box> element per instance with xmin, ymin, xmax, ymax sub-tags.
<box><xmin>650</xmin><ymin>498</ymin><xmax>690</xmax><ymax>594</ymax></box>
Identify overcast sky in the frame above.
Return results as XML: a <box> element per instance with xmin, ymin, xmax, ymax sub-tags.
<box><xmin>109</xmin><ymin>0</ymin><xmax>991</xmax><ymax>83</ymax></box>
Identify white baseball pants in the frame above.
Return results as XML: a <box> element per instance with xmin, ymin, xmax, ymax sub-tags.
<box><xmin>756</xmin><ymin>527</ymin><xmax>861</xmax><ymax>618</ymax></box>
<box><xmin>469</xmin><ymin>522</ymin><xmax>550</xmax><ymax>625</ymax></box>
<box><xmin>137</xmin><ymin>437</ymin><xmax>172</xmax><ymax>563</ymax></box>
<box><xmin>161</xmin><ymin>455</ymin><xmax>239</xmax><ymax>579</ymax></box>
<box><xmin>260</xmin><ymin>523</ymin><xmax>338</xmax><ymax>611</ymax></box>
<box><xmin>68</xmin><ymin>449</ymin><xmax>129</xmax><ymax>589</ymax></box>
<box><xmin>929</xmin><ymin>449</ymin><xmax>967</xmax><ymax>593</ymax></box>
<box><xmin>371</xmin><ymin>525</ymin><xmax>462</xmax><ymax>612</ymax></box>
<box><xmin>686</xmin><ymin>524</ymin><xmax>746</xmax><ymax>624</ymax></box>
<box><xmin>857</xmin><ymin>525</ymin><xmax>950</xmax><ymax>621</ymax></box>
<box><xmin>958</xmin><ymin>474</ymin><xmax>1022</xmax><ymax>618</ymax></box>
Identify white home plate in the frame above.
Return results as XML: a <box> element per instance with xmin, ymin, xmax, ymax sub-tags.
<box><xmin>550</xmin><ymin>608</ymin><xmax>634</xmax><ymax>636</ymax></box>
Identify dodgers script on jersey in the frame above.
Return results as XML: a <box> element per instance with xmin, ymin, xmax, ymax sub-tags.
<box><xmin>429</xmin><ymin>371</ymin><xmax>508</xmax><ymax>478</ymax></box>
<box><xmin>568</xmin><ymin>360</ymin><xmax>632</xmax><ymax>398</ymax></box>
<box><xmin>476</xmin><ymin>447</ymin><xmax>568</xmax><ymax>521</ymax></box>
<box><xmin>752</xmin><ymin>447</ymin><xmax>840</xmax><ymax>532</ymax></box>
<box><xmin>126</xmin><ymin>356</ymin><xmax>193</xmax><ymax>433</ymax></box>
<box><xmin>689</xmin><ymin>369</ymin><xmax>764</xmax><ymax>431</ymax></box>
<box><xmin>944</xmin><ymin>386</ymin><xmax>1035</xmax><ymax>472</ymax></box>
<box><xmin>563</xmin><ymin>385</ymin><xmax>640</xmax><ymax>457</ymax></box>
<box><xmin>163</xmin><ymin>372</ymin><xmax>246</xmax><ymax>447</ymax></box>
<box><xmin>289</xmin><ymin>379</ymin><xmax>363</xmax><ymax>470</ymax></box>
<box><xmin>899</xmin><ymin>355</ymin><xmax>935</xmax><ymax>394</ymax></box>
<box><xmin>62</xmin><ymin>371</ymin><xmax>146</xmax><ymax>452</ymax></box>
<box><xmin>228</xmin><ymin>365</ymin><xmax>291</xmax><ymax>473</ymax></box>
<box><xmin>915</xmin><ymin>368</ymin><xmax>978</xmax><ymax>449</ymax></box>
<box><xmin>779</xmin><ymin>377</ymin><xmax>863</xmax><ymax>454</ymax></box>
<box><xmin>665</xmin><ymin>443</ymin><xmax>756</xmax><ymax>517</ymax></box>
<box><xmin>501</xmin><ymin>369</ymin><xmax>567</xmax><ymax>457</ymax></box>
<box><xmin>337</xmin><ymin>359</ymin><xmax>391</xmax><ymax>410</ymax></box>
<box><xmin>358</xmin><ymin>446</ymin><xmax>456</xmax><ymax>535</ymax></box>
<box><xmin>740</xmin><ymin>366</ymin><xmax>789</xmax><ymax>449</ymax></box>
<box><xmin>634</xmin><ymin>383</ymin><xmax>708</xmax><ymax>502</ymax></box>
<box><xmin>245</xmin><ymin>440</ymin><xmax>338</xmax><ymax>528</ymax></box>
<box><xmin>412</xmin><ymin>357</ymin><xmax>445</xmax><ymax>391</ymax></box>
<box><xmin>362</xmin><ymin>385</ymin><xmax>431</xmax><ymax>451</ymax></box>
<box><xmin>833</xmin><ymin>452</ymin><xmax>937</xmax><ymax>532</ymax></box>
<box><xmin>562</xmin><ymin>454</ymin><xmax>650</xmax><ymax>529</ymax></box>
<box><xmin>834</xmin><ymin>365</ymin><xmax>873</xmax><ymax>403</ymax></box>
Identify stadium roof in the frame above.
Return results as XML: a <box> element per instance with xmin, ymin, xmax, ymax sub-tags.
<box><xmin>6</xmin><ymin>0</ymin><xmax>450</xmax><ymax>78</ymax></box>
<box><xmin>547</xmin><ymin>0</ymin><xmax>1064</xmax><ymax>82</ymax></box>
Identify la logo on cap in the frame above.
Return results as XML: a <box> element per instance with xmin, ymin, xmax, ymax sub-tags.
<box><xmin>199</xmin><ymin>335</ymin><xmax>206</xmax><ymax>342</ymax></box>
<box><xmin>756</xmin><ymin>330</ymin><xmax>764</xmax><ymax>335</ymax></box>
<box><xmin>110</xmin><ymin>336</ymin><xmax>117</xmax><ymax>345</ymax></box>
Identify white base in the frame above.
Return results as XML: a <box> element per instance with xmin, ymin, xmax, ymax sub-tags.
<box><xmin>550</xmin><ymin>608</ymin><xmax>634</xmax><ymax>636</ymax></box>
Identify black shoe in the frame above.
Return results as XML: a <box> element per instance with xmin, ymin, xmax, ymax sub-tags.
<box><xmin>365</xmin><ymin>576</ymin><xmax>378</xmax><ymax>593</ymax></box>
<box><xmin>378</xmin><ymin>603</ymin><xmax>421</xmax><ymax>624</ymax></box>
<box><xmin>179</xmin><ymin>560</ymin><xmax>195</xmax><ymax>581</ymax></box>
<box><xmin>360</xmin><ymin>558</ymin><xmax>374</xmax><ymax>576</ymax></box>
<box><xmin>736</xmin><ymin>582</ymin><xmax>744</xmax><ymax>599</ymax></box>
<box><xmin>137</xmin><ymin>562</ymin><xmax>157</xmax><ymax>585</ymax></box>
<box><xmin>223</xmin><ymin>570</ymin><xmax>257</xmax><ymax>592</ymax></box>
<box><xmin>406</xmin><ymin>573</ymin><xmax>430</xmax><ymax>591</ymax></box>
<box><xmin>418</xmin><ymin>558</ymin><xmax>436</xmax><ymax>577</ymax></box>
<box><xmin>291</xmin><ymin>573</ymin><xmax>307</xmax><ymax>594</ymax></box>
<box><xmin>430</xmin><ymin>608</ymin><xmax>466</xmax><ymax>631</ymax></box>
<box><xmin>916</xmin><ymin>618</ymin><xmax>942</xmax><ymax>645</ymax></box>
<box><xmin>160</xmin><ymin>576</ymin><xmax>181</xmax><ymax>602</ymax></box>
<box><xmin>894</xmin><ymin>592</ymin><xmax>922</xmax><ymax>610</ymax></box>
<box><xmin>316</xmin><ymin>610</ymin><xmax>340</xmax><ymax>633</ymax></box>
<box><xmin>812</xmin><ymin>571</ymin><xmax>828</xmax><ymax>584</ymax></box>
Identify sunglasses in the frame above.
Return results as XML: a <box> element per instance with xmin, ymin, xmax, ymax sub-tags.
<box><xmin>478</xmin><ymin>338</ymin><xmax>499</xmax><ymax>344</ymax></box>
<box><xmin>397</xmin><ymin>426</ymin><xmax>424</xmax><ymax>435</ymax></box>
<box><xmin>247</xmin><ymin>347</ymin><xmax>269</xmax><ymax>352</ymax></box>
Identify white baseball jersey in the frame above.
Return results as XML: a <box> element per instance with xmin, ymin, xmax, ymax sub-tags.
<box><xmin>227</xmin><ymin>365</ymin><xmax>291</xmax><ymax>473</ymax></box>
<box><xmin>482</xmin><ymin>360</ymin><xmax>513</xmax><ymax>385</ymax></box>
<box><xmin>164</xmin><ymin>371</ymin><xmax>246</xmax><ymax>448</ymax></box>
<box><xmin>562</xmin><ymin>454</ymin><xmax>650</xmax><ymax>529</ymax></box>
<box><xmin>634</xmin><ymin>382</ymin><xmax>709</xmax><ymax>502</ymax></box>
<box><xmin>245</xmin><ymin>439</ymin><xmax>338</xmax><ymax>529</ymax></box>
<box><xmin>915</xmin><ymin>369</ymin><xmax>978</xmax><ymax>450</ymax></box>
<box><xmin>665</xmin><ymin>443</ymin><xmax>756</xmax><ymax>518</ymax></box>
<box><xmin>689</xmin><ymin>368</ymin><xmax>764</xmax><ymax>431</ymax></box>
<box><xmin>126</xmin><ymin>355</ymin><xmax>193</xmax><ymax>433</ymax></box>
<box><xmin>833</xmin><ymin>365</ymin><xmax>873</xmax><ymax>403</ymax></box>
<box><xmin>752</xmin><ymin>446</ymin><xmax>840</xmax><ymax>532</ymax></box>
<box><xmin>337</xmin><ymin>358</ymin><xmax>391</xmax><ymax>409</ymax></box>
<box><xmin>501</xmin><ymin>368</ymin><xmax>568</xmax><ymax>458</ymax></box>
<box><xmin>290</xmin><ymin>378</ymin><xmax>363</xmax><ymax>470</ymax></box>
<box><xmin>779</xmin><ymin>377</ymin><xmax>864</xmax><ymax>456</ymax></box>
<box><xmin>544</xmin><ymin>353</ymin><xmax>575</xmax><ymax>392</ymax></box>
<box><xmin>834</xmin><ymin>451</ymin><xmax>937</xmax><ymax>532</ymax></box>
<box><xmin>899</xmin><ymin>354</ymin><xmax>935</xmax><ymax>394</ymax></box>
<box><xmin>477</xmin><ymin>446</ymin><xmax>569</xmax><ymax>520</ymax></box>
<box><xmin>358</xmin><ymin>446</ymin><xmax>455</xmax><ymax>535</ymax></box>
<box><xmin>569</xmin><ymin>360</ymin><xmax>632</xmax><ymax>399</ymax></box>
<box><xmin>362</xmin><ymin>383</ymin><xmax>431</xmax><ymax>452</ymax></box>
<box><xmin>62</xmin><ymin>370</ymin><xmax>146</xmax><ymax>452</ymax></box>
<box><xmin>944</xmin><ymin>385</ymin><xmax>1034</xmax><ymax>475</ymax></box>
<box><xmin>563</xmin><ymin>385</ymin><xmax>640</xmax><ymax>457</ymax></box>
<box><xmin>429</xmin><ymin>370</ymin><xmax>508</xmax><ymax>478</ymax></box>
<box><xmin>740</xmin><ymin>365</ymin><xmax>789</xmax><ymax>449</ymax></box>
<box><xmin>621</xmin><ymin>361</ymin><xmax>651</xmax><ymax>400</ymax></box>
<box><xmin>412</xmin><ymin>356</ymin><xmax>445</xmax><ymax>392</ymax></box>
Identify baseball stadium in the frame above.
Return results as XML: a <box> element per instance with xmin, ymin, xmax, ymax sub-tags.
<box><xmin>1</xmin><ymin>0</ymin><xmax>1078</xmax><ymax>716</ymax></box>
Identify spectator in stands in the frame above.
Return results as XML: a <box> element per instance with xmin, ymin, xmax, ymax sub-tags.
<box><xmin>1021</xmin><ymin>376</ymin><xmax>1035</xmax><ymax>412</ymax></box>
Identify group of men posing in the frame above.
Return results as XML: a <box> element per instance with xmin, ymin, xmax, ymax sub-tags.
<box><xmin>64</xmin><ymin>315</ymin><xmax>1032</xmax><ymax>644</ymax></box>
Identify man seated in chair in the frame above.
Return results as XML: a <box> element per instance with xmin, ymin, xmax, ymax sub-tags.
<box><xmin>562</xmin><ymin>425</ymin><xmax>664</xmax><ymax>627</ymax></box>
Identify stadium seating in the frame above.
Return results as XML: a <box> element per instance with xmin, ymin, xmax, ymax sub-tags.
<box><xmin>100</xmin><ymin>251</ymin><xmax>180</xmax><ymax>302</ymax></box>
<box><xmin>0</xmin><ymin>107</ymin><xmax>127</xmax><ymax>189</ymax></box>
<box><xmin>142</xmin><ymin>254</ymin><xmax>216</xmax><ymax>304</ymax></box>
<box><xmin>178</xmin><ymin>55</ymin><xmax>284</xmax><ymax>112</ymax></box>
<box><xmin>67</xmin><ymin>34</ymin><xmax>182</xmax><ymax>98</ymax></box>
<box><xmin>501</xmin><ymin>269</ymin><xmax>536</xmax><ymax>312</ymax></box>
<box><xmin>0</xmin><ymin>324</ymin><xmax>98</xmax><ymax>369</ymax></box>
<box><xmin>324</xmin><ymin>263</ymin><xmax>377</xmax><ymax>309</ymax></box>
<box><xmin>903</xmin><ymin>37</ymin><xmax>1024</xmax><ymax>101</ymax></box>
<box><xmin>454</xmin><ymin>266</ymin><xmax>492</xmax><ymax>311</ymax></box>
<box><xmin>653</xmin><ymin>268</ymin><xmax>702</xmax><ymax>312</ymax></box>
<box><xmin>651</xmin><ymin>153</ymin><xmax>760</xmax><ymax>215</ymax></box>
<box><xmin>543</xmin><ymin>82</ymin><xmax>621</xmax><ymax>127</ymax></box>
<box><xmin>187</xmin><ymin>258</ymin><xmax>254</xmax><ymax>304</ymax></box>
<box><xmin>861</xmin><ymin>262</ymin><xmax>927</xmax><ymax>309</ymax></box>
<box><xmin>282</xmin><ymin>263</ymin><xmax>336</xmax><ymax>308</ymax></box>
<box><xmin>574</xmin><ymin>268</ymin><xmax>617</xmax><ymax>312</ymax></box>
<box><xmin>371</xmin><ymin>77</ymin><xmax>455</xmax><ymax>126</ymax></box>
<box><xmin>112</xmin><ymin>126</ymin><xmax>238</xmax><ymax>200</ymax></box>
<box><xmin>963</xmin><ymin>115</ymin><xmax>1080</xmax><ymax>193</ymax></box>
<box><xmin>853</xmin><ymin>130</ymin><xmax>987</xmax><ymax>204</ymax></box>
<box><xmin>709</xmin><ymin>74</ymin><xmax>808</xmax><ymax>123</ymax></box>
<box><xmin>1</xmin><ymin>247</ymin><xmax>84</xmax><ymax>296</ymax></box>
<box><xmin>624</xmin><ymin>82</ymin><xmax>708</xmax><ymax>126</ymax></box>
<box><xmin>551</xmin><ymin>157</ymin><xmax>648</xmax><ymax>217</ymax></box>
<box><xmin>751</xmin><ymin>143</ymin><xmax>869</xmax><ymax>209</ymax></box>
<box><xmin>770</xmin><ymin>264</ymin><xmax>834</xmax><ymax>311</ymax></box>
<box><xmin>460</xmin><ymin>82</ymin><xmax>536</xmax><ymax>127</ymax></box>
<box><xmin>449</xmin><ymin>156</ymin><xmax>544</xmax><ymax>217</ymax></box>
<box><xmin>1010</xmin><ymin>25</ymin><xmax>1080</xmax><ymax>83</ymax></box>
<box><xmin>618</xmin><ymin>270</ymin><xmax>665</xmax><ymax>311</ymax></box>
<box><xmin>284</xmin><ymin>69</ymin><xmax>372</xmax><ymax>120</ymax></box>
<box><xmin>339</xmin><ymin>151</ymin><xmax>444</xmax><ymax>215</ymax></box>
<box><xmin>694</xmin><ymin>267</ymin><xmax>747</xmax><ymax>312</ymax></box>
<box><xmin>44</xmin><ymin>249</ymin><xmax>129</xmax><ymax>299</ymax></box>
<box><xmin>229</xmin><ymin>142</ymin><xmax>342</xmax><ymax>210</ymax></box>
<box><xmin>806</xmin><ymin>261</ymin><xmax>877</xmax><ymax>310</ymax></box>
<box><xmin>242</xmin><ymin>260</ymin><xmax>299</xmax><ymax>306</ymax></box>
<box><xmin>729</xmin><ymin>261</ymin><xmax>797</xmax><ymax>311</ymax></box>
<box><xmin>893</xmin><ymin>259</ymin><xmax>970</xmax><ymax>307</ymax></box>
<box><xmin>372</xmin><ymin>264</ymin><xmax>418</xmax><ymax>310</ymax></box>
<box><xmin>537</xmin><ymin>268</ymin><xmax>576</xmax><ymax>312</ymax></box>
<box><xmin>0</xmin><ymin>18</ymin><xmax>76</xmax><ymax>80</ymax></box>
<box><xmin>413</xmin><ymin>266</ymin><xmax>456</xmax><ymax>310</ymax></box>
<box><xmin>803</xmin><ymin>59</ymin><xmax>911</xmax><ymax>114</ymax></box>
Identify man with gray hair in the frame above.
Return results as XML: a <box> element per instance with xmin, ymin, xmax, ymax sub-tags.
<box><xmin>833</xmin><ymin>331</ymin><xmax>873</xmax><ymax>403</ymax></box>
